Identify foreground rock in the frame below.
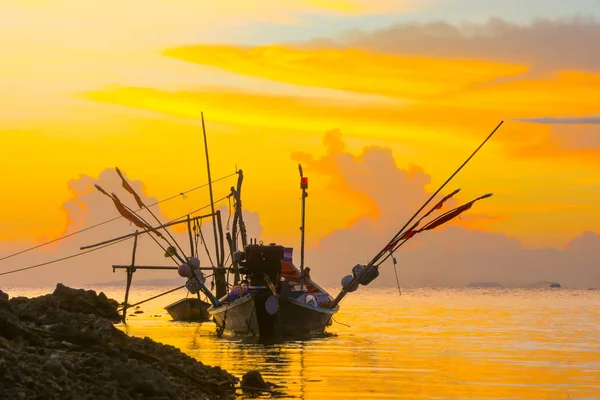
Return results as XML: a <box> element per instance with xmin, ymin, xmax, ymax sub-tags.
<box><xmin>0</xmin><ymin>284</ymin><xmax>237</xmax><ymax>399</ymax></box>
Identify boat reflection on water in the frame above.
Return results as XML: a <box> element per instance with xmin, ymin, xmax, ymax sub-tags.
<box><xmin>109</xmin><ymin>286</ymin><xmax>600</xmax><ymax>400</ymax></box>
<box><xmin>214</xmin><ymin>333</ymin><xmax>332</xmax><ymax>399</ymax></box>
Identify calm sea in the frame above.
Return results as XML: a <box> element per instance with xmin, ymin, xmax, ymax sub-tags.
<box><xmin>7</xmin><ymin>286</ymin><xmax>600</xmax><ymax>399</ymax></box>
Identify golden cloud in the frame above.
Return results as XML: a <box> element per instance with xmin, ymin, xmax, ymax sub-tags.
<box><xmin>163</xmin><ymin>44</ymin><xmax>528</xmax><ymax>101</ymax></box>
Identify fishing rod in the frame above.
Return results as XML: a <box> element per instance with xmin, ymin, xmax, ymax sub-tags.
<box><xmin>93</xmin><ymin>184</ymin><xmax>183</xmax><ymax>265</ymax></box>
<box><xmin>329</xmin><ymin>120</ymin><xmax>504</xmax><ymax>309</ymax></box>
<box><xmin>99</xmin><ymin>191</ymin><xmax>221</xmax><ymax>307</ymax></box>
<box><xmin>382</xmin><ymin>190</ymin><xmax>492</xmax><ymax>295</ymax></box>
<box><xmin>378</xmin><ymin>192</ymin><xmax>494</xmax><ymax>266</ymax></box>
<box><xmin>115</xmin><ymin>167</ymin><xmax>187</xmax><ymax>259</ymax></box>
<box><xmin>0</xmin><ymin>171</ymin><xmax>238</xmax><ymax>263</ymax></box>
<box><xmin>0</xmin><ymin>195</ymin><xmax>231</xmax><ymax>277</ymax></box>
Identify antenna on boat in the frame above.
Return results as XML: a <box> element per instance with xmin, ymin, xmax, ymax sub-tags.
<box><xmin>299</xmin><ymin>164</ymin><xmax>308</xmax><ymax>292</ymax></box>
<box><xmin>201</xmin><ymin>112</ymin><xmax>227</xmax><ymax>299</ymax></box>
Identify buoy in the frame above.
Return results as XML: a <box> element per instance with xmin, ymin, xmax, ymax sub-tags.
<box><xmin>265</xmin><ymin>295</ymin><xmax>279</xmax><ymax>315</ymax></box>
<box><xmin>187</xmin><ymin>257</ymin><xmax>200</xmax><ymax>268</ymax></box>
<box><xmin>341</xmin><ymin>275</ymin><xmax>358</xmax><ymax>292</ymax></box>
<box><xmin>178</xmin><ymin>263</ymin><xmax>192</xmax><ymax>278</ymax></box>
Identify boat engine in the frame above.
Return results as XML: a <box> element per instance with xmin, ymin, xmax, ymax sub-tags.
<box><xmin>238</xmin><ymin>243</ymin><xmax>284</xmax><ymax>337</ymax></box>
<box><xmin>238</xmin><ymin>243</ymin><xmax>283</xmax><ymax>287</ymax></box>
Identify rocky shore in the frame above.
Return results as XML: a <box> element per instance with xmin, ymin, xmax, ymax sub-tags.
<box><xmin>0</xmin><ymin>284</ymin><xmax>238</xmax><ymax>399</ymax></box>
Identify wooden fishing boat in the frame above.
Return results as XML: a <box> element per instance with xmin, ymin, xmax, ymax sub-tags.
<box><xmin>208</xmin><ymin>165</ymin><xmax>338</xmax><ymax>338</ymax></box>
<box><xmin>209</xmin><ymin>245</ymin><xmax>337</xmax><ymax>337</ymax></box>
<box><xmin>83</xmin><ymin>115</ymin><xmax>503</xmax><ymax>338</ymax></box>
<box><xmin>165</xmin><ymin>297</ymin><xmax>211</xmax><ymax>322</ymax></box>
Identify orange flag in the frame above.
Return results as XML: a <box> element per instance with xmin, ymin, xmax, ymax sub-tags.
<box><xmin>433</xmin><ymin>188</ymin><xmax>460</xmax><ymax>210</ymax></box>
<box><xmin>420</xmin><ymin>193</ymin><xmax>492</xmax><ymax>232</ymax></box>
<box><xmin>95</xmin><ymin>184</ymin><xmax>164</xmax><ymax>238</ymax></box>
<box><xmin>111</xmin><ymin>193</ymin><xmax>149</xmax><ymax>230</ymax></box>
<box><xmin>115</xmin><ymin>167</ymin><xmax>145</xmax><ymax>209</ymax></box>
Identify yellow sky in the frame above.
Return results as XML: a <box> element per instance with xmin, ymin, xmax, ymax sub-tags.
<box><xmin>2</xmin><ymin>0</ymin><xmax>600</xmax><ymax>257</ymax></box>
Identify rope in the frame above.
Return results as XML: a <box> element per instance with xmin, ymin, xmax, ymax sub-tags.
<box><xmin>195</xmin><ymin>219</ymin><xmax>215</xmax><ymax>267</ymax></box>
<box><xmin>0</xmin><ymin>237</ymin><xmax>130</xmax><ymax>276</ymax></box>
<box><xmin>0</xmin><ymin>195</ymin><xmax>231</xmax><ymax>276</ymax></box>
<box><xmin>245</xmin><ymin>304</ymin><xmax>256</xmax><ymax>336</ymax></box>
<box><xmin>390</xmin><ymin>252</ymin><xmax>401</xmax><ymax>296</ymax></box>
<box><xmin>332</xmin><ymin>316</ymin><xmax>350</xmax><ymax>328</ymax></box>
<box><xmin>216</xmin><ymin>305</ymin><xmax>229</xmax><ymax>337</ymax></box>
<box><xmin>117</xmin><ymin>285</ymin><xmax>185</xmax><ymax>312</ymax></box>
<box><xmin>227</xmin><ymin>195</ymin><xmax>232</xmax><ymax>231</ymax></box>
<box><xmin>0</xmin><ymin>172</ymin><xmax>237</xmax><ymax>263</ymax></box>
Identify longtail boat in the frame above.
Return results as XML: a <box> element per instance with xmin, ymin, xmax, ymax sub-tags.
<box><xmin>82</xmin><ymin>116</ymin><xmax>504</xmax><ymax>338</ymax></box>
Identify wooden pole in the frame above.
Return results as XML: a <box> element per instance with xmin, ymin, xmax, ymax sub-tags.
<box><xmin>299</xmin><ymin>165</ymin><xmax>308</xmax><ymax>292</ymax></box>
<box><xmin>122</xmin><ymin>231</ymin><xmax>138</xmax><ymax>323</ymax></box>
<box><xmin>201</xmin><ymin>112</ymin><xmax>225</xmax><ymax>298</ymax></box>
<box><xmin>215</xmin><ymin>210</ymin><xmax>227</xmax><ymax>298</ymax></box>
<box><xmin>234</xmin><ymin>170</ymin><xmax>248</xmax><ymax>248</ymax></box>
<box><xmin>80</xmin><ymin>213</ymin><xmax>214</xmax><ymax>250</ymax></box>
<box><xmin>186</xmin><ymin>215</ymin><xmax>195</xmax><ymax>258</ymax></box>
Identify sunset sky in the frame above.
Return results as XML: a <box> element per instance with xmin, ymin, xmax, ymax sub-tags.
<box><xmin>2</xmin><ymin>0</ymin><xmax>600</xmax><ymax>286</ymax></box>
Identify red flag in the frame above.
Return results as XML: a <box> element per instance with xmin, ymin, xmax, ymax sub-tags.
<box><xmin>400</xmin><ymin>230</ymin><xmax>416</xmax><ymax>240</ymax></box>
<box><xmin>385</xmin><ymin>223</ymin><xmax>419</xmax><ymax>251</ymax></box>
<box><xmin>433</xmin><ymin>188</ymin><xmax>460</xmax><ymax>210</ymax></box>
<box><xmin>115</xmin><ymin>167</ymin><xmax>145</xmax><ymax>209</ymax></box>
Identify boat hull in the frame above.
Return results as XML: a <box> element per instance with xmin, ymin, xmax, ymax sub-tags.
<box><xmin>165</xmin><ymin>297</ymin><xmax>211</xmax><ymax>322</ymax></box>
<box><xmin>209</xmin><ymin>295</ymin><xmax>337</xmax><ymax>337</ymax></box>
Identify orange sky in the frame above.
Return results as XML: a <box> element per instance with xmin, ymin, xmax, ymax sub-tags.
<box><xmin>2</xmin><ymin>0</ymin><xmax>600</xmax><ymax>278</ymax></box>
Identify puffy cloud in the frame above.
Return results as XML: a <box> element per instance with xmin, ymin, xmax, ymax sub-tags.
<box><xmin>0</xmin><ymin>168</ymin><xmax>262</xmax><ymax>287</ymax></box>
<box><xmin>299</xmin><ymin>133</ymin><xmax>600</xmax><ymax>289</ymax></box>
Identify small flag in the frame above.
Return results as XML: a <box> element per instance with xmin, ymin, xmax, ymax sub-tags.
<box><xmin>400</xmin><ymin>230</ymin><xmax>416</xmax><ymax>240</ymax></box>
<box><xmin>111</xmin><ymin>193</ymin><xmax>164</xmax><ymax>239</ymax></box>
<box><xmin>111</xmin><ymin>193</ymin><xmax>147</xmax><ymax>229</ymax></box>
<box><xmin>115</xmin><ymin>167</ymin><xmax>145</xmax><ymax>209</ymax></box>
<box><xmin>94</xmin><ymin>184</ymin><xmax>110</xmax><ymax>197</ymax></box>
<box><xmin>433</xmin><ymin>188</ymin><xmax>460</xmax><ymax>210</ymax></box>
<box><xmin>420</xmin><ymin>193</ymin><xmax>493</xmax><ymax>232</ymax></box>
<box><xmin>385</xmin><ymin>223</ymin><xmax>419</xmax><ymax>251</ymax></box>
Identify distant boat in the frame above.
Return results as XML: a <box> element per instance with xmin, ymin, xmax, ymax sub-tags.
<box><xmin>165</xmin><ymin>297</ymin><xmax>211</xmax><ymax>322</ymax></box>
<box><xmin>550</xmin><ymin>282</ymin><xmax>561</xmax><ymax>288</ymax></box>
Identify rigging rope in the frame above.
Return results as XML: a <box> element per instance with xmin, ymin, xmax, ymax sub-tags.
<box><xmin>0</xmin><ymin>171</ymin><xmax>238</xmax><ymax>263</ymax></box>
<box><xmin>0</xmin><ymin>194</ymin><xmax>232</xmax><ymax>276</ymax></box>
<box><xmin>0</xmin><ymin>237</ymin><xmax>130</xmax><ymax>276</ymax></box>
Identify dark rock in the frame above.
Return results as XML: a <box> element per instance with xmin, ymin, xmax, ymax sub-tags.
<box><xmin>241</xmin><ymin>370</ymin><xmax>270</xmax><ymax>394</ymax></box>
<box><xmin>44</xmin><ymin>359</ymin><xmax>67</xmax><ymax>378</ymax></box>
<box><xmin>0</xmin><ymin>348</ymin><xmax>16</xmax><ymax>362</ymax></box>
<box><xmin>0</xmin><ymin>284</ymin><xmax>238</xmax><ymax>400</ymax></box>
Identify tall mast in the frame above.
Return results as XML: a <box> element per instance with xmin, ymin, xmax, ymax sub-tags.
<box><xmin>299</xmin><ymin>164</ymin><xmax>308</xmax><ymax>292</ymax></box>
<box><xmin>201</xmin><ymin>112</ymin><xmax>226</xmax><ymax>299</ymax></box>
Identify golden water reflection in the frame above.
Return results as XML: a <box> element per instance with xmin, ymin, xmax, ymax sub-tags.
<box><xmin>12</xmin><ymin>286</ymin><xmax>600</xmax><ymax>399</ymax></box>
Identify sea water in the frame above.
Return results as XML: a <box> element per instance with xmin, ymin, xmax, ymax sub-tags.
<box><xmin>7</xmin><ymin>286</ymin><xmax>600</xmax><ymax>399</ymax></box>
